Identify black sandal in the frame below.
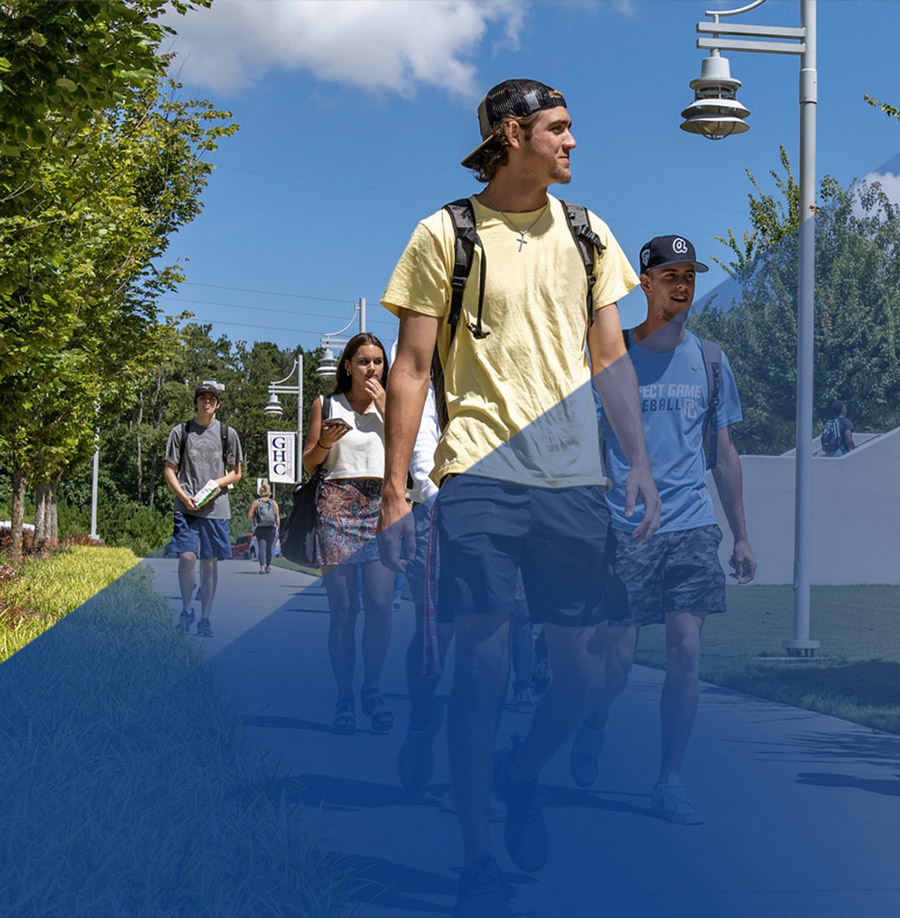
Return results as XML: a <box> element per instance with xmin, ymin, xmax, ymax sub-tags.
<box><xmin>333</xmin><ymin>698</ymin><xmax>355</xmax><ymax>735</ymax></box>
<box><xmin>360</xmin><ymin>687</ymin><xmax>394</xmax><ymax>734</ymax></box>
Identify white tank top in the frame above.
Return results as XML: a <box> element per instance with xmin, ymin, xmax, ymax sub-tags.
<box><xmin>322</xmin><ymin>393</ymin><xmax>385</xmax><ymax>480</ymax></box>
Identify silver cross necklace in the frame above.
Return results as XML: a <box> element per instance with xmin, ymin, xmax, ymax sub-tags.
<box><xmin>482</xmin><ymin>191</ymin><xmax>548</xmax><ymax>252</ymax></box>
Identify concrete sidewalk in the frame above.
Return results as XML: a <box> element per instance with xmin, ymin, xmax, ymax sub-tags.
<box><xmin>145</xmin><ymin>557</ymin><xmax>900</xmax><ymax>918</ymax></box>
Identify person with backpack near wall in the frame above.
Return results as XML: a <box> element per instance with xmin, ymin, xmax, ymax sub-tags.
<box><xmin>164</xmin><ymin>381</ymin><xmax>243</xmax><ymax>638</ymax></box>
<box><xmin>821</xmin><ymin>399</ymin><xmax>856</xmax><ymax>456</ymax></box>
<box><xmin>247</xmin><ymin>482</ymin><xmax>280</xmax><ymax>574</ymax></box>
<box><xmin>569</xmin><ymin>235</ymin><xmax>757</xmax><ymax>826</ymax></box>
<box><xmin>379</xmin><ymin>79</ymin><xmax>660</xmax><ymax>917</ymax></box>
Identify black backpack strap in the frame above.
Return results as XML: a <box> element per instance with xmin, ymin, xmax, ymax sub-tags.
<box><xmin>431</xmin><ymin>348</ymin><xmax>449</xmax><ymax>431</ymax></box>
<box><xmin>220</xmin><ymin>422</ymin><xmax>230</xmax><ymax>469</ymax></box>
<box><xmin>561</xmin><ymin>200</ymin><xmax>606</xmax><ymax>326</ymax></box>
<box><xmin>177</xmin><ymin>420</ymin><xmax>191</xmax><ymax>474</ymax></box>
<box><xmin>442</xmin><ymin>198</ymin><xmax>488</xmax><ymax>341</ymax></box>
<box><xmin>698</xmin><ymin>337</ymin><xmax>722</xmax><ymax>470</ymax></box>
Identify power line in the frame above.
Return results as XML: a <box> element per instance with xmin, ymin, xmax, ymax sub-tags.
<box><xmin>217</xmin><ymin>155</ymin><xmax>745</xmax><ymax>217</ymax></box>
<box><xmin>180</xmin><ymin>281</ymin><xmax>358</xmax><ymax>304</ymax></box>
<box><xmin>170</xmin><ymin>316</ymin><xmax>397</xmax><ymax>336</ymax></box>
<box><xmin>233</xmin><ymin>137</ymin><xmax>457</xmax><ymax>175</ymax></box>
<box><xmin>161</xmin><ymin>295</ymin><xmax>394</xmax><ymax>326</ymax></box>
<box><xmin>218</xmin><ymin>165</ymin><xmax>430</xmax><ymax>199</ymax></box>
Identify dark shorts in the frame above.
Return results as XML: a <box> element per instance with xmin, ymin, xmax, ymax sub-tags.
<box><xmin>609</xmin><ymin>524</ymin><xmax>726</xmax><ymax>627</ymax></box>
<box><xmin>171</xmin><ymin>512</ymin><xmax>231</xmax><ymax>561</ymax></box>
<box><xmin>436</xmin><ymin>475</ymin><xmax>620</xmax><ymax>627</ymax></box>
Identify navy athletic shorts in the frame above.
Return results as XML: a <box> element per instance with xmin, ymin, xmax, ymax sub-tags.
<box><xmin>170</xmin><ymin>512</ymin><xmax>232</xmax><ymax>561</ymax></box>
<box><xmin>435</xmin><ymin>474</ymin><xmax>622</xmax><ymax>627</ymax></box>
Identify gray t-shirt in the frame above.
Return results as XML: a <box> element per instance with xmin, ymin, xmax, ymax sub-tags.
<box><xmin>165</xmin><ymin>419</ymin><xmax>243</xmax><ymax>520</ymax></box>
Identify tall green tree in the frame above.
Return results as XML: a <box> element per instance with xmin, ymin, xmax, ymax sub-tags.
<box><xmin>0</xmin><ymin>0</ymin><xmax>209</xmax><ymax>168</ymax></box>
<box><xmin>0</xmin><ymin>68</ymin><xmax>236</xmax><ymax>555</ymax></box>
<box><xmin>690</xmin><ymin>151</ymin><xmax>900</xmax><ymax>455</ymax></box>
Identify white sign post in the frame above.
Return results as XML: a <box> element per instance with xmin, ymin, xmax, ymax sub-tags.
<box><xmin>267</xmin><ymin>432</ymin><xmax>296</xmax><ymax>484</ymax></box>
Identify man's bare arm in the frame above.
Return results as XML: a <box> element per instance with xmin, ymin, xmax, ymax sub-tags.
<box><xmin>378</xmin><ymin>309</ymin><xmax>440</xmax><ymax>571</ymax></box>
<box><xmin>218</xmin><ymin>462</ymin><xmax>241</xmax><ymax>489</ymax></box>
<box><xmin>164</xmin><ymin>461</ymin><xmax>198</xmax><ymax>511</ymax></box>
<box><xmin>587</xmin><ymin>304</ymin><xmax>661</xmax><ymax>543</ymax></box>
<box><xmin>711</xmin><ymin>426</ymin><xmax>756</xmax><ymax>583</ymax></box>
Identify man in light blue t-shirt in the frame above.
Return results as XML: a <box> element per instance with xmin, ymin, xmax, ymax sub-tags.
<box><xmin>570</xmin><ymin>235</ymin><xmax>757</xmax><ymax>826</ymax></box>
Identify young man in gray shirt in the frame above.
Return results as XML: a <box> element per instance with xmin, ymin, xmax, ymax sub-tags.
<box><xmin>164</xmin><ymin>382</ymin><xmax>242</xmax><ymax>637</ymax></box>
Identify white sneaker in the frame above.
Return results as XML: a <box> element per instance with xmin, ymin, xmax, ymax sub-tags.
<box><xmin>440</xmin><ymin>787</ymin><xmax>506</xmax><ymax>823</ymax></box>
<box><xmin>649</xmin><ymin>776</ymin><xmax>704</xmax><ymax>825</ymax></box>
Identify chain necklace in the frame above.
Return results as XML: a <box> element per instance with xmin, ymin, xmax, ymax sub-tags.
<box><xmin>482</xmin><ymin>191</ymin><xmax>548</xmax><ymax>252</ymax></box>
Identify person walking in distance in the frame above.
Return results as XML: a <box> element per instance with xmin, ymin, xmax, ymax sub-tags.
<box><xmin>570</xmin><ymin>235</ymin><xmax>757</xmax><ymax>826</ymax></box>
<box><xmin>821</xmin><ymin>399</ymin><xmax>855</xmax><ymax>457</ymax></box>
<box><xmin>379</xmin><ymin>80</ymin><xmax>660</xmax><ymax>916</ymax></box>
<box><xmin>247</xmin><ymin>482</ymin><xmax>280</xmax><ymax>574</ymax></box>
<box><xmin>164</xmin><ymin>381</ymin><xmax>243</xmax><ymax>638</ymax></box>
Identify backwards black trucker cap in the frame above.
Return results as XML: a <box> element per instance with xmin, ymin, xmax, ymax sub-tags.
<box><xmin>460</xmin><ymin>79</ymin><xmax>567</xmax><ymax>170</ymax></box>
<box><xmin>639</xmin><ymin>235</ymin><xmax>709</xmax><ymax>274</ymax></box>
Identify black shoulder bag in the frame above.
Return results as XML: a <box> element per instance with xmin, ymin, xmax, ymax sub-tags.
<box><xmin>279</xmin><ymin>396</ymin><xmax>332</xmax><ymax>566</ymax></box>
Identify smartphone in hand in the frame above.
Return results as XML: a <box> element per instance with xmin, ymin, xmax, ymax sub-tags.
<box><xmin>322</xmin><ymin>418</ymin><xmax>352</xmax><ymax>432</ymax></box>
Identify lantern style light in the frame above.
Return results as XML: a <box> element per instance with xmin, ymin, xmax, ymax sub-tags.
<box><xmin>680</xmin><ymin>53</ymin><xmax>750</xmax><ymax>139</ymax></box>
<box><xmin>316</xmin><ymin>347</ymin><xmax>338</xmax><ymax>379</ymax></box>
<box><xmin>263</xmin><ymin>392</ymin><xmax>283</xmax><ymax>418</ymax></box>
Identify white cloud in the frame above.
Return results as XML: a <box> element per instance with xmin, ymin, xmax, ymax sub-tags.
<box><xmin>853</xmin><ymin>171</ymin><xmax>900</xmax><ymax>219</ymax></box>
<box><xmin>164</xmin><ymin>0</ymin><xmax>524</xmax><ymax>98</ymax></box>
<box><xmin>613</xmin><ymin>1</ymin><xmax>639</xmax><ymax>18</ymax></box>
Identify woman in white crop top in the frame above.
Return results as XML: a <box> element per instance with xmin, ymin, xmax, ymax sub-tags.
<box><xmin>302</xmin><ymin>333</ymin><xmax>394</xmax><ymax>736</ymax></box>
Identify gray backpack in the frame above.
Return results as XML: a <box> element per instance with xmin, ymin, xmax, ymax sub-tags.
<box><xmin>254</xmin><ymin>498</ymin><xmax>277</xmax><ymax>527</ymax></box>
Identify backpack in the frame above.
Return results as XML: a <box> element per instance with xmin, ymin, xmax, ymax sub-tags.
<box><xmin>432</xmin><ymin>197</ymin><xmax>605</xmax><ymax>429</ymax></box>
<box><xmin>177</xmin><ymin>419</ymin><xmax>231</xmax><ymax>474</ymax></box>
<box><xmin>821</xmin><ymin>417</ymin><xmax>842</xmax><ymax>453</ymax></box>
<box><xmin>623</xmin><ymin>330</ymin><xmax>723</xmax><ymax>470</ymax></box>
<box><xmin>254</xmin><ymin>498</ymin><xmax>277</xmax><ymax>527</ymax></box>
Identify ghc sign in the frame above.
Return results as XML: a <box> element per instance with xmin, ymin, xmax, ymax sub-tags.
<box><xmin>267</xmin><ymin>432</ymin><xmax>297</xmax><ymax>484</ymax></box>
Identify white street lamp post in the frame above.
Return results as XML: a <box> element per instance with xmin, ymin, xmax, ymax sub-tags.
<box><xmin>264</xmin><ymin>353</ymin><xmax>304</xmax><ymax>482</ymax></box>
<box><xmin>90</xmin><ymin>443</ymin><xmax>99</xmax><ymax>539</ymax></box>
<box><xmin>316</xmin><ymin>297</ymin><xmax>367</xmax><ymax>379</ymax></box>
<box><xmin>681</xmin><ymin>0</ymin><xmax>819</xmax><ymax>656</ymax></box>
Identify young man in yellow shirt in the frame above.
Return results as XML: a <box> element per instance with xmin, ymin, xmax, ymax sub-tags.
<box><xmin>380</xmin><ymin>80</ymin><xmax>660</xmax><ymax>917</ymax></box>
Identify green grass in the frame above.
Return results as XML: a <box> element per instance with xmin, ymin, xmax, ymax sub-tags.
<box><xmin>271</xmin><ymin>556</ymin><xmax>321</xmax><ymax>577</ymax></box>
<box><xmin>635</xmin><ymin>585</ymin><xmax>900</xmax><ymax>733</ymax></box>
<box><xmin>0</xmin><ymin>552</ymin><xmax>357</xmax><ymax>916</ymax></box>
<box><xmin>0</xmin><ymin>545</ymin><xmax>137</xmax><ymax>662</ymax></box>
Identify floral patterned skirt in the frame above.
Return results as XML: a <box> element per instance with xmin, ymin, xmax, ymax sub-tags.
<box><xmin>315</xmin><ymin>478</ymin><xmax>382</xmax><ymax>566</ymax></box>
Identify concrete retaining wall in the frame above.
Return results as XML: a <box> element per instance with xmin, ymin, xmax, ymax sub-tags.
<box><xmin>708</xmin><ymin>425</ymin><xmax>900</xmax><ymax>585</ymax></box>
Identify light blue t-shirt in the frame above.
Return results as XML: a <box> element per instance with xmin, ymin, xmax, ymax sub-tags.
<box><xmin>598</xmin><ymin>329</ymin><xmax>742</xmax><ymax>534</ymax></box>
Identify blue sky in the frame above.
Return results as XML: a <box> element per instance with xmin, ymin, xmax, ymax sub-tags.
<box><xmin>159</xmin><ymin>0</ymin><xmax>900</xmax><ymax>353</ymax></box>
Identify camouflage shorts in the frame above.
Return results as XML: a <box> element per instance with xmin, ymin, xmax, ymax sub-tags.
<box><xmin>609</xmin><ymin>524</ymin><xmax>726</xmax><ymax>627</ymax></box>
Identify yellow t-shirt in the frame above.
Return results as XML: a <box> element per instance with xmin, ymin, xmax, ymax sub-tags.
<box><xmin>381</xmin><ymin>195</ymin><xmax>638</xmax><ymax>489</ymax></box>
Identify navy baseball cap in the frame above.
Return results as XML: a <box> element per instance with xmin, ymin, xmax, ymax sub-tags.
<box><xmin>639</xmin><ymin>235</ymin><xmax>709</xmax><ymax>274</ymax></box>
<box><xmin>461</xmin><ymin>79</ymin><xmax>567</xmax><ymax>169</ymax></box>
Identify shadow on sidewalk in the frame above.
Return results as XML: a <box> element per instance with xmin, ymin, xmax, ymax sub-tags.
<box><xmin>337</xmin><ymin>850</ymin><xmax>538</xmax><ymax>915</ymax></box>
<box><xmin>796</xmin><ymin>772</ymin><xmax>900</xmax><ymax>797</ymax></box>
